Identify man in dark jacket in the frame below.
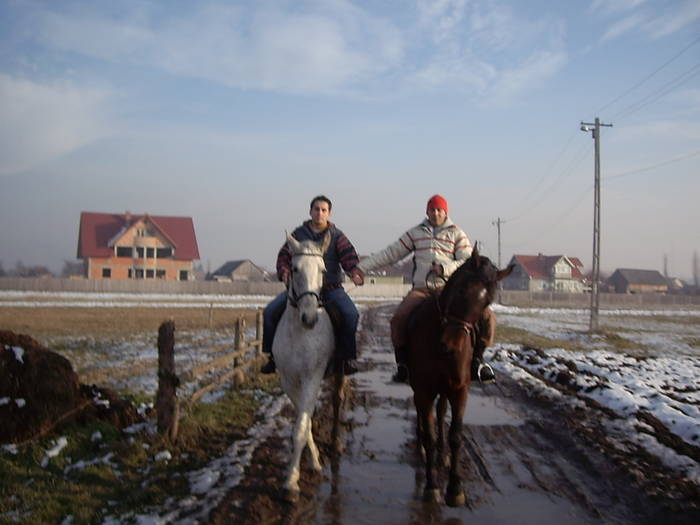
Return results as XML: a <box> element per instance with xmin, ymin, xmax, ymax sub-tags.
<box><xmin>261</xmin><ymin>195</ymin><xmax>364</xmax><ymax>376</ymax></box>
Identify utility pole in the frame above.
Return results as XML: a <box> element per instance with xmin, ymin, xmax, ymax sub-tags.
<box><xmin>491</xmin><ymin>217</ymin><xmax>504</xmax><ymax>269</ymax></box>
<box><xmin>581</xmin><ymin>117</ymin><xmax>613</xmax><ymax>333</ymax></box>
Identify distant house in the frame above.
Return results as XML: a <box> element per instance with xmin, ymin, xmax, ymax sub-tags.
<box><xmin>607</xmin><ymin>269</ymin><xmax>668</xmax><ymax>294</ymax></box>
<box><xmin>208</xmin><ymin>260</ymin><xmax>269</xmax><ymax>282</ymax></box>
<box><xmin>77</xmin><ymin>212</ymin><xmax>200</xmax><ymax>281</ymax></box>
<box><xmin>358</xmin><ymin>255</ymin><xmax>410</xmax><ymax>285</ymax></box>
<box><xmin>502</xmin><ymin>254</ymin><xmax>587</xmax><ymax>292</ymax></box>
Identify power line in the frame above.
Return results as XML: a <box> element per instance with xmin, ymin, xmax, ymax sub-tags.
<box><xmin>613</xmin><ymin>60</ymin><xmax>700</xmax><ymax>120</ymax></box>
<box><xmin>594</xmin><ymin>33</ymin><xmax>700</xmax><ymax>116</ymax></box>
<box><xmin>605</xmin><ymin>148</ymin><xmax>700</xmax><ymax>182</ymax></box>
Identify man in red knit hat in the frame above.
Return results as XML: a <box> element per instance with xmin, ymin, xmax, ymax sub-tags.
<box><xmin>356</xmin><ymin>194</ymin><xmax>497</xmax><ymax>383</ymax></box>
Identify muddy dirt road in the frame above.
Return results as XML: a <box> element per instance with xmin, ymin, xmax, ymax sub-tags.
<box><xmin>210</xmin><ymin>304</ymin><xmax>698</xmax><ymax>525</ymax></box>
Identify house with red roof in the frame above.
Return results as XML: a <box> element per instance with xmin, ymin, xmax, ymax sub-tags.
<box><xmin>502</xmin><ymin>254</ymin><xmax>587</xmax><ymax>292</ymax></box>
<box><xmin>77</xmin><ymin>212</ymin><xmax>200</xmax><ymax>281</ymax></box>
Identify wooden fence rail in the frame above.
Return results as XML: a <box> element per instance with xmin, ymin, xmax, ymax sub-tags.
<box><xmin>155</xmin><ymin>310</ymin><xmax>266</xmax><ymax>440</ymax></box>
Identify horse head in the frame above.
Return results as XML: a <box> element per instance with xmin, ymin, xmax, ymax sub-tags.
<box><xmin>439</xmin><ymin>244</ymin><xmax>514</xmax><ymax>351</ymax></box>
<box><xmin>286</xmin><ymin>231</ymin><xmax>330</xmax><ymax>328</ymax></box>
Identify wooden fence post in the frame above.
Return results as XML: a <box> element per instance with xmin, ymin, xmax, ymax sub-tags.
<box><xmin>234</xmin><ymin>317</ymin><xmax>245</xmax><ymax>367</ymax></box>
<box><xmin>208</xmin><ymin>303</ymin><xmax>214</xmax><ymax>329</ymax></box>
<box><xmin>256</xmin><ymin>309</ymin><xmax>264</xmax><ymax>356</ymax></box>
<box><xmin>156</xmin><ymin>320</ymin><xmax>179</xmax><ymax>441</ymax></box>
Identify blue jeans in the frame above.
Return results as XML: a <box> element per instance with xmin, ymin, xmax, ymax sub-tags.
<box><xmin>262</xmin><ymin>288</ymin><xmax>359</xmax><ymax>360</ymax></box>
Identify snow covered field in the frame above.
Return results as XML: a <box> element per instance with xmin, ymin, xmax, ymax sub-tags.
<box><xmin>1</xmin><ymin>292</ymin><xmax>698</xmax><ymax>523</ymax></box>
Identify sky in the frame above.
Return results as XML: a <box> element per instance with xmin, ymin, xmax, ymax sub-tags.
<box><xmin>0</xmin><ymin>0</ymin><xmax>699</xmax><ymax>279</ymax></box>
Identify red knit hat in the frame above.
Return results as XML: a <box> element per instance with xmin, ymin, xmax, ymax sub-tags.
<box><xmin>426</xmin><ymin>194</ymin><xmax>448</xmax><ymax>214</ymax></box>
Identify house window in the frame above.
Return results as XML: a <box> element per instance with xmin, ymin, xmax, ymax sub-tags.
<box><xmin>135</xmin><ymin>269</ymin><xmax>144</xmax><ymax>279</ymax></box>
<box><xmin>156</xmin><ymin>247</ymin><xmax>173</xmax><ymax>258</ymax></box>
<box><xmin>136</xmin><ymin>247</ymin><xmax>145</xmax><ymax>258</ymax></box>
<box><xmin>146</xmin><ymin>269</ymin><xmax>154</xmax><ymax>278</ymax></box>
<box><xmin>116</xmin><ymin>246</ymin><xmax>132</xmax><ymax>257</ymax></box>
<box><xmin>102</xmin><ymin>268</ymin><xmax>111</xmax><ymax>278</ymax></box>
<box><xmin>156</xmin><ymin>269</ymin><xmax>166</xmax><ymax>279</ymax></box>
<box><xmin>179</xmin><ymin>270</ymin><xmax>189</xmax><ymax>281</ymax></box>
<box><xmin>146</xmin><ymin>247</ymin><xmax>155</xmax><ymax>258</ymax></box>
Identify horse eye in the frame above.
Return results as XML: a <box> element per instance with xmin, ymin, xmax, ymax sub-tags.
<box><xmin>293</xmin><ymin>266</ymin><xmax>299</xmax><ymax>273</ymax></box>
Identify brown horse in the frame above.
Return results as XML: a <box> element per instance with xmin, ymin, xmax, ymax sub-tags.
<box><xmin>405</xmin><ymin>245</ymin><xmax>513</xmax><ymax>506</ymax></box>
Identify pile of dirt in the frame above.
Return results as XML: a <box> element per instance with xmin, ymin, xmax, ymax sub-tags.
<box><xmin>0</xmin><ymin>330</ymin><xmax>142</xmax><ymax>444</ymax></box>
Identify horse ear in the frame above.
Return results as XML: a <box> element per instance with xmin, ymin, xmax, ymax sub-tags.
<box><xmin>286</xmin><ymin>231</ymin><xmax>301</xmax><ymax>252</ymax></box>
<box><xmin>496</xmin><ymin>264</ymin><xmax>515</xmax><ymax>281</ymax></box>
<box><xmin>319</xmin><ymin>231</ymin><xmax>331</xmax><ymax>253</ymax></box>
<box><xmin>466</xmin><ymin>243</ymin><xmax>481</xmax><ymax>270</ymax></box>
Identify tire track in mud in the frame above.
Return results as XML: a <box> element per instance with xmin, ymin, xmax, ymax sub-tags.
<box><xmin>209</xmin><ymin>304</ymin><xmax>699</xmax><ymax>525</ymax></box>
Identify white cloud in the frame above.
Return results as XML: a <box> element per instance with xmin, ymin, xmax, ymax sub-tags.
<box><xmin>0</xmin><ymin>74</ymin><xmax>113</xmax><ymax>175</ymax></box>
<box><xmin>591</xmin><ymin>0</ymin><xmax>647</xmax><ymax>14</ymax></box>
<box><xmin>645</xmin><ymin>0</ymin><xmax>700</xmax><ymax>38</ymax></box>
<box><xmin>34</xmin><ymin>2</ymin><xmax>403</xmax><ymax>96</ymax></box>
<box><xmin>486</xmin><ymin>48</ymin><xmax>568</xmax><ymax>106</ymax></box>
<box><xmin>596</xmin><ymin>0</ymin><xmax>700</xmax><ymax>42</ymax></box>
<box><xmin>600</xmin><ymin>12</ymin><xmax>646</xmax><ymax>41</ymax></box>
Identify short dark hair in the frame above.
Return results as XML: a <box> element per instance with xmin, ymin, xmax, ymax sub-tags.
<box><xmin>310</xmin><ymin>195</ymin><xmax>332</xmax><ymax>211</ymax></box>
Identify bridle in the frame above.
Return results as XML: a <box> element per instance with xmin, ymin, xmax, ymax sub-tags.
<box><xmin>436</xmin><ymin>274</ymin><xmax>490</xmax><ymax>339</ymax></box>
<box><xmin>286</xmin><ymin>252</ymin><xmax>325</xmax><ymax>309</ymax></box>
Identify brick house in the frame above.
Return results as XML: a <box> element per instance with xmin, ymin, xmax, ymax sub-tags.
<box><xmin>77</xmin><ymin>212</ymin><xmax>200</xmax><ymax>280</ymax></box>
<box><xmin>502</xmin><ymin>254</ymin><xmax>587</xmax><ymax>292</ymax></box>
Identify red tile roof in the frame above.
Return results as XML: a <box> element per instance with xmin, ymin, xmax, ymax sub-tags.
<box><xmin>512</xmin><ymin>254</ymin><xmax>585</xmax><ymax>280</ymax></box>
<box><xmin>77</xmin><ymin>212</ymin><xmax>200</xmax><ymax>260</ymax></box>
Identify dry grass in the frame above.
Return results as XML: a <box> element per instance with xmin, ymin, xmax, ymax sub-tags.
<box><xmin>0</xmin><ymin>306</ymin><xmax>260</xmax><ymax>339</ymax></box>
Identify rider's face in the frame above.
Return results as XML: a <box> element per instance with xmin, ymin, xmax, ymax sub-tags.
<box><xmin>427</xmin><ymin>207</ymin><xmax>447</xmax><ymax>227</ymax></box>
<box><xmin>310</xmin><ymin>200</ymin><xmax>331</xmax><ymax>228</ymax></box>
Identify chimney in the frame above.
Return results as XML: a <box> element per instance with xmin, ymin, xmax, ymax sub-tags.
<box><xmin>124</xmin><ymin>211</ymin><xmax>132</xmax><ymax>226</ymax></box>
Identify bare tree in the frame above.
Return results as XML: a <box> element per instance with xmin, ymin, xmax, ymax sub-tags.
<box><xmin>61</xmin><ymin>259</ymin><xmax>85</xmax><ymax>277</ymax></box>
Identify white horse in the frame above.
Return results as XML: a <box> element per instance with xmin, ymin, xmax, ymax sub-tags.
<box><xmin>272</xmin><ymin>232</ymin><xmax>336</xmax><ymax>501</ymax></box>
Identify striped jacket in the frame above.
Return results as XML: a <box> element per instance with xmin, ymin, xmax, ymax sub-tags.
<box><xmin>276</xmin><ymin>221</ymin><xmax>360</xmax><ymax>289</ymax></box>
<box><xmin>358</xmin><ymin>218</ymin><xmax>472</xmax><ymax>289</ymax></box>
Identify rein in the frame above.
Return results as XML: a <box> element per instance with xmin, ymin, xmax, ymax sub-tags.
<box><xmin>287</xmin><ymin>252</ymin><xmax>325</xmax><ymax>309</ymax></box>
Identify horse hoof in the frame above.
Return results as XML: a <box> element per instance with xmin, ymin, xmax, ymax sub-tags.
<box><xmin>445</xmin><ymin>489</ymin><xmax>465</xmax><ymax>507</ymax></box>
<box><xmin>423</xmin><ymin>487</ymin><xmax>440</xmax><ymax>503</ymax></box>
<box><xmin>281</xmin><ymin>487</ymin><xmax>300</xmax><ymax>503</ymax></box>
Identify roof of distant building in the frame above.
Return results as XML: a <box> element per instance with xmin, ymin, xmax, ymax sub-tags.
<box><xmin>77</xmin><ymin>211</ymin><xmax>200</xmax><ymax>260</ymax></box>
<box><xmin>511</xmin><ymin>254</ymin><xmax>585</xmax><ymax>281</ymax></box>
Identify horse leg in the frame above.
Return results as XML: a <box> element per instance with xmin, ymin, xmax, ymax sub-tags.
<box><xmin>331</xmin><ymin>372</ymin><xmax>346</xmax><ymax>454</ymax></box>
<box><xmin>305</xmin><ymin>416</ymin><xmax>323</xmax><ymax>473</ymax></box>
<box><xmin>283</xmin><ymin>410</ymin><xmax>310</xmax><ymax>501</ymax></box>
<box><xmin>445</xmin><ymin>387</ymin><xmax>468</xmax><ymax>507</ymax></box>
<box><xmin>415</xmin><ymin>391</ymin><xmax>440</xmax><ymax>503</ymax></box>
<box><xmin>436</xmin><ymin>394</ymin><xmax>449</xmax><ymax>468</ymax></box>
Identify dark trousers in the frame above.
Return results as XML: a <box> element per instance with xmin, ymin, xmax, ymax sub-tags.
<box><xmin>262</xmin><ymin>288</ymin><xmax>359</xmax><ymax>360</ymax></box>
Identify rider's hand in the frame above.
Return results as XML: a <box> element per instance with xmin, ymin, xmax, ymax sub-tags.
<box><xmin>350</xmin><ymin>268</ymin><xmax>364</xmax><ymax>286</ymax></box>
<box><xmin>431</xmin><ymin>263</ymin><xmax>443</xmax><ymax>277</ymax></box>
<box><xmin>280</xmin><ymin>269</ymin><xmax>290</xmax><ymax>286</ymax></box>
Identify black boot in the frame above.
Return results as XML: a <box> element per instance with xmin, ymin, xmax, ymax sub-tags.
<box><xmin>342</xmin><ymin>359</ymin><xmax>359</xmax><ymax>376</ymax></box>
<box><xmin>392</xmin><ymin>344</ymin><xmax>409</xmax><ymax>383</ymax></box>
<box><xmin>471</xmin><ymin>344</ymin><xmax>495</xmax><ymax>384</ymax></box>
<box><xmin>261</xmin><ymin>355</ymin><xmax>276</xmax><ymax>374</ymax></box>
<box><xmin>392</xmin><ymin>364</ymin><xmax>409</xmax><ymax>383</ymax></box>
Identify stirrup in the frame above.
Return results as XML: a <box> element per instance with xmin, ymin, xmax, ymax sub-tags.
<box><xmin>476</xmin><ymin>362</ymin><xmax>496</xmax><ymax>384</ymax></box>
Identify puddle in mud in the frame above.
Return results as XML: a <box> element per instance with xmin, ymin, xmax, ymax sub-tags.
<box><xmin>310</xmin><ymin>313</ymin><xmax>621</xmax><ymax>525</ymax></box>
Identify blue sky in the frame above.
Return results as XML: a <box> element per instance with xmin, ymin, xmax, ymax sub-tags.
<box><xmin>1</xmin><ymin>0</ymin><xmax>699</xmax><ymax>279</ymax></box>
